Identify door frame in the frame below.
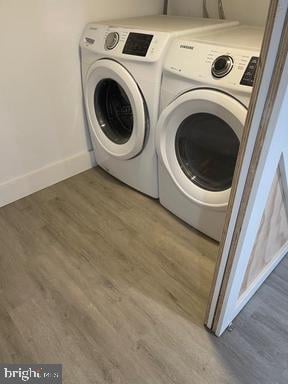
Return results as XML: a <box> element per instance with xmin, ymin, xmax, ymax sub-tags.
<box><xmin>206</xmin><ymin>0</ymin><xmax>288</xmax><ymax>335</ymax></box>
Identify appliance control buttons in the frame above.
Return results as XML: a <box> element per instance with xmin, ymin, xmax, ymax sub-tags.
<box><xmin>212</xmin><ymin>55</ymin><xmax>234</xmax><ymax>78</ymax></box>
<box><xmin>105</xmin><ymin>32</ymin><xmax>120</xmax><ymax>50</ymax></box>
<box><xmin>240</xmin><ymin>56</ymin><xmax>259</xmax><ymax>87</ymax></box>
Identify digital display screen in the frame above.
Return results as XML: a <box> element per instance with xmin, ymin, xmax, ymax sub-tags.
<box><xmin>123</xmin><ymin>33</ymin><xmax>153</xmax><ymax>57</ymax></box>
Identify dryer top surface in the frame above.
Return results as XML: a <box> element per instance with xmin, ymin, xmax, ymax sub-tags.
<box><xmin>182</xmin><ymin>25</ymin><xmax>264</xmax><ymax>51</ymax></box>
<box><xmin>93</xmin><ymin>15</ymin><xmax>238</xmax><ymax>34</ymax></box>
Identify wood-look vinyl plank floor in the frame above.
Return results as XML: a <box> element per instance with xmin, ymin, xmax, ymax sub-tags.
<box><xmin>0</xmin><ymin>168</ymin><xmax>287</xmax><ymax>384</ymax></box>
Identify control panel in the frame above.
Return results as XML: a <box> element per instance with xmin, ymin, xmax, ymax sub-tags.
<box><xmin>81</xmin><ymin>24</ymin><xmax>170</xmax><ymax>62</ymax></box>
<box><xmin>123</xmin><ymin>33</ymin><xmax>153</xmax><ymax>57</ymax></box>
<box><xmin>240</xmin><ymin>57</ymin><xmax>259</xmax><ymax>87</ymax></box>
<box><xmin>164</xmin><ymin>38</ymin><xmax>261</xmax><ymax>93</ymax></box>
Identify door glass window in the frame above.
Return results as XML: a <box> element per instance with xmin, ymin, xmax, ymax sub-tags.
<box><xmin>94</xmin><ymin>79</ymin><xmax>133</xmax><ymax>144</ymax></box>
<box><xmin>175</xmin><ymin>113</ymin><xmax>240</xmax><ymax>192</ymax></box>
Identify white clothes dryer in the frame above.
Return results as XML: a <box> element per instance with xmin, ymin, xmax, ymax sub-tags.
<box><xmin>156</xmin><ymin>25</ymin><xmax>264</xmax><ymax>239</ymax></box>
<box><xmin>80</xmin><ymin>16</ymin><xmax>238</xmax><ymax>198</ymax></box>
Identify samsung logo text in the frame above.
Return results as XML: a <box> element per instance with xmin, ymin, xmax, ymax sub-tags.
<box><xmin>180</xmin><ymin>44</ymin><xmax>194</xmax><ymax>50</ymax></box>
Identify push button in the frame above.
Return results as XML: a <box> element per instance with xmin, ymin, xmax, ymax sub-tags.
<box><xmin>240</xmin><ymin>56</ymin><xmax>259</xmax><ymax>87</ymax></box>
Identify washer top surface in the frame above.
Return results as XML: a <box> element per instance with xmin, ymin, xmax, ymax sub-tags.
<box><xmin>182</xmin><ymin>25</ymin><xmax>264</xmax><ymax>51</ymax></box>
<box><xmin>97</xmin><ymin>15</ymin><xmax>238</xmax><ymax>33</ymax></box>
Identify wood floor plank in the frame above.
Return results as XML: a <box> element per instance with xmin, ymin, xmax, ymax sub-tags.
<box><xmin>0</xmin><ymin>168</ymin><xmax>287</xmax><ymax>384</ymax></box>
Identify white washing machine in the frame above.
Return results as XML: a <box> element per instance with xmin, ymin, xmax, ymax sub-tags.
<box><xmin>156</xmin><ymin>25</ymin><xmax>264</xmax><ymax>240</ymax></box>
<box><xmin>80</xmin><ymin>16</ymin><xmax>238</xmax><ymax>198</ymax></box>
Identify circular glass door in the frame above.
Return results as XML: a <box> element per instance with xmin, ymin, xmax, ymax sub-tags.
<box><xmin>156</xmin><ymin>89</ymin><xmax>247</xmax><ymax>207</ymax></box>
<box><xmin>94</xmin><ymin>79</ymin><xmax>133</xmax><ymax>145</ymax></box>
<box><xmin>85</xmin><ymin>60</ymin><xmax>147</xmax><ymax>160</ymax></box>
<box><xmin>175</xmin><ymin>113</ymin><xmax>240</xmax><ymax>192</ymax></box>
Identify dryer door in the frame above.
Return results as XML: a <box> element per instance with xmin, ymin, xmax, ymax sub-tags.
<box><xmin>157</xmin><ymin>89</ymin><xmax>247</xmax><ymax>207</ymax></box>
<box><xmin>84</xmin><ymin>59</ymin><xmax>148</xmax><ymax>160</ymax></box>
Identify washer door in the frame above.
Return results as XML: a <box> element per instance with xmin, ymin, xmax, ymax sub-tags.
<box><xmin>157</xmin><ymin>89</ymin><xmax>247</xmax><ymax>208</ymax></box>
<box><xmin>85</xmin><ymin>59</ymin><xmax>147</xmax><ymax>160</ymax></box>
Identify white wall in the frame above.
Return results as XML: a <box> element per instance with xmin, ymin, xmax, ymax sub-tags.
<box><xmin>168</xmin><ymin>0</ymin><xmax>270</xmax><ymax>26</ymax></box>
<box><xmin>0</xmin><ymin>0</ymin><xmax>163</xmax><ymax>207</ymax></box>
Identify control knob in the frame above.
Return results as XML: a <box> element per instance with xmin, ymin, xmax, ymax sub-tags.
<box><xmin>105</xmin><ymin>32</ymin><xmax>120</xmax><ymax>50</ymax></box>
<box><xmin>212</xmin><ymin>55</ymin><xmax>234</xmax><ymax>78</ymax></box>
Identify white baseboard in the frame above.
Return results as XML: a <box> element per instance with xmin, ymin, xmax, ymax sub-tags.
<box><xmin>0</xmin><ymin>150</ymin><xmax>96</xmax><ymax>208</ymax></box>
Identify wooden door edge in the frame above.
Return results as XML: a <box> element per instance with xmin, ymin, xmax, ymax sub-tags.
<box><xmin>205</xmin><ymin>0</ymin><xmax>288</xmax><ymax>332</ymax></box>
